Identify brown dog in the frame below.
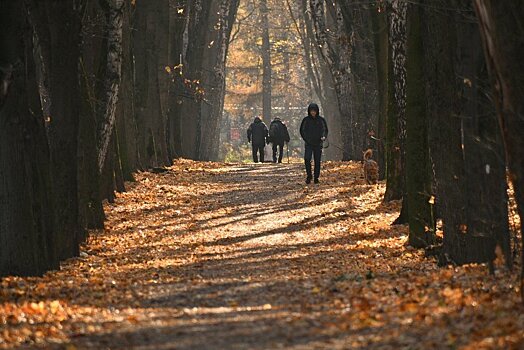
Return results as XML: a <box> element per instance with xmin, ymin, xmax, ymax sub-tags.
<box><xmin>363</xmin><ymin>149</ymin><xmax>379</xmax><ymax>184</ymax></box>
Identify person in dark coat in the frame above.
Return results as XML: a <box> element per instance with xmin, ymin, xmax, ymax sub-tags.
<box><xmin>247</xmin><ymin>116</ymin><xmax>269</xmax><ymax>163</ymax></box>
<box><xmin>268</xmin><ymin>117</ymin><xmax>290</xmax><ymax>163</ymax></box>
<box><xmin>300</xmin><ymin>103</ymin><xmax>328</xmax><ymax>184</ymax></box>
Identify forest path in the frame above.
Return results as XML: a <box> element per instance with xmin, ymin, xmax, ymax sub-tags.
<box><xmin>1</xmin><ymin>160</ymin><xmax>522</xmax><ymax>349</ymax></box>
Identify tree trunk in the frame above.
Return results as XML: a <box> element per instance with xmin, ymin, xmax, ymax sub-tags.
<box><xmin>369</xmin><ymin>2</ymin><xmax>388</xmax><ymax>179</ymax></box>
<box><xmin>119</xmin><ymin>1</ymin><xmax>139</xmax><ymax>177</ymax></box>
<box><xmin>299</xmin><ymin>0</ymin><xmax>342</xmax><ymax>160</ymax></box>
<box><xmin>134</xmin><ymin>0</ymin><xmax>170</xmax><ymax>167</ymax></box>
<box><xmin>309</xmin><ymin>0</ymin><xmax>355</xmax><ymax>160</ymax></box>
<box><xmin>0</xmin><ymin>0</ymin><xmax>57</xmax><ymax>276</ymax></box>
<box><xmin>32</xmin><ymin>0</ymin><xmax>83</xmax><ymax>260</ymax></box>
<box><xmin>167</xmin><ymin>0</ymin><xmax>188</xmax><ymax>160</ymax></box>
<box><xmin>405</xmin><ymin>1</ymin><xmax>435</xmax><ymax>248</ymax></box>
<box><xmin>384</xmin><ymin>0</ymin><xmax>407</xmax><ymax>202</ymax></box>
<box><xmin>474</xmin><ymin>1</ymin><xmax>522</xmax><ymax>271</ymax></box>
<box><xmin>260</xmin><ymin>0</ymin><xmax>272</xmax><ymax>126</ymax></box>
<box><xmin>199</xmin><ymin>0</ymin><xmax>240</xmax><ymax>161</ymax></box>
<box><xmin>179</xmin><ymin>0</ymin><xmax>213</xmax><ymax>159</ymax></box>
<box><xmin>425</xmin><ymin>0</ymin><xmax>504</xmax><ymax>265</ymax></box>
<box><xmin>96</xmin><ymin>0</ymin><xmax>125</xmax><ymax>173</ymax></box>
<box><xmin>78</xmin><ymin>0</ymin><xmax>106</xmax><ymax>230</ymax></box>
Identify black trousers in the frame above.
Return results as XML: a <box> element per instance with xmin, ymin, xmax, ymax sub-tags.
<box><xmin>272</xmin><ymin>142</ymin><xmax>284</xmax><ymax>163</ymax></box>
<box><xmin>252</xmin><ymin>143</ymin><xmax>265</xmax><ymax>163</ymax></box>
<box><xmin>304</xmin><ymin>143</ymin><xmax>322</xmax><ymax>179</ymax></box>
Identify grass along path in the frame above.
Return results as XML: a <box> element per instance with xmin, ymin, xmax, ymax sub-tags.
<box><xmin>0</xmin><ymin>159</ymin><xmax>523</xmax><ymax>349</ymax></box>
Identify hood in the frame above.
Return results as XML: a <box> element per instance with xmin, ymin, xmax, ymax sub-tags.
<box><xmin>253</xmin><ymin>116</ymin><xmax>262</xmax><ymax>123</ymax></box>
<box><xmin>307</xmin><ymin>103</ymin><xmax>320</xmax><ymax>117</ymax></box>
<box><xmin>272</xmin><ymin>117</ymin><xmax>282</xmax><ymax>122</ymax></box>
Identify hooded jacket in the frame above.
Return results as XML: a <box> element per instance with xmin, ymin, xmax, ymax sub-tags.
<box><xmin>247</xmin><ymin>117</ymin><xmax>269</xmax><ymax>146</ymax></box>
<box><xmin>269</xmin><ymin>117</ymin><xmax>291</xmax><ymax>144</ymax></box>
<box><xmin>300</xmin><ymin>103</ymin><xmax>328</xmax><ymax>146</ymax></box>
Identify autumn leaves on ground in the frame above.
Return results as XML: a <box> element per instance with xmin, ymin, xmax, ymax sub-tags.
<box><xmin>1</xmin><ymin>160</ymin><xmax>523</xmax><ymax>349</ymax></box>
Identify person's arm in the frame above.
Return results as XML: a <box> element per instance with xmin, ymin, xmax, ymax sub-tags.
<box><xmin>322</xmin><ymin>117</ymin><xmax>328</xmax><ymax>139</ymax></box>
<box><xmin>300</xmin><ymin>118</ymin><xmax>307</xmax><ymax>141</ymax></box>
<box><xmin>247</xmin><ymin>124</ymin><xmax>252</xmax><ymax>142</ymax></box>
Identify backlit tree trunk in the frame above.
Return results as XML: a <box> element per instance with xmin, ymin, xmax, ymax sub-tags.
<box><xmin>260</xmin><ymin>0</ymin><xmax>272</xmax><ymax>126</ymax></box>
<box><xmin>309</xmin><ymin>0</ymin><xmax>354</xmax><ymax>160</ymax></box>
<box><xmin>180</xmin><ymin>0</ymin><xmax>212</xmax><ymax>159</ymax></box>
<box><xmin>199</xmin><ymin>0</ymin><xmax>240</xmax><ymax>161</ymax></box>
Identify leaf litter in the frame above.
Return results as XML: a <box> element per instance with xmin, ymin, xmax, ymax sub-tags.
<box><xmin>0</xmin><ymin>159</ymin><xmax>523</xmax><ymax>349</ymax></box>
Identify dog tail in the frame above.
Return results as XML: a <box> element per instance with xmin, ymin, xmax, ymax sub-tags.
<box><xmin>363</xmin><ymin>149</ymin><xmax>373</xmax><ymax>160</ymax></box>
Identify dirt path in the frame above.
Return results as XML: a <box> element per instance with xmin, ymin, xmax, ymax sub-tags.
<box><xmin>1</xmin><ymin>160</ymin><xmax>523</xmax><ymax>349</ymax></box>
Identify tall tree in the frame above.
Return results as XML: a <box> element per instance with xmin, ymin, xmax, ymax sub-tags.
<box><xmin>405</xmin><ymin>0</ymin><xmax>435</xmax><ymax>247</ymax></box>
<box><xmin>78</xmin><ymin>0</ymin><xmax>106</xmax><ymax>230</ymax></box>
<box><xmin>0</xmin><ymin>0</ymin><xmax>57</xmax><ymax>275</ymax></box>
<box><xmin>96</xmin><ymin>0</ymin><xmax>125</xmax><ymax>173</ymax></box>
<box><xmin>309</xmin><ymin>0</ymin><xmax>355</xmax><ymax>160</ymax></box>
<box><xmin>474</xmin><ymin>1</ymin><xmax>524</xmax><ymax>276</ymax></box>
<box><xmin>425</xmin><ymin>0</ymin><xmax>508</xmax><ymax>266</ymax></box>
<box><xmin>179</xmin><ymin>0</ymin><xmax>213</xmax><ymax>159</ymax></box>
<box><xmin>369</xmin><ymin>1</ymin><xmax>388</xmax><ymax>179</ymax></box>
<box><xmin>260</xmin><ymin>0</ymin><xmax>272</xmax><ymax>126</ymax></box>
<box><xmin>31</xmin><ymin>0</ymin><xmax>84</xmax><ymax>259</ymax></box>
<box><xmin>133</xmin><ymin>0</ymin><xmax>170</xmax><ymax>168</ymax></box>
<box><xmin>198</xmin><ymin>0</ymin><xmax>240</xmax><ymax>161</ymax></box>
<box><xmin>295</xmin><ymin>0</ymin><xmax>342</xmax><ymax>160</ymax></box>
<box><xmin>383</xmin><ymin>0</ymin><xmax>407</xmax><ymax>202</ymax></box>
<box><xmin>167</xmin><ymin>0</ymin><xmax>189</xmax><ymax>160</ymax></box>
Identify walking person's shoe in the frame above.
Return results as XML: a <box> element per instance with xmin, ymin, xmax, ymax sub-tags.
<box><xmin>314</xmin><ymin>178</ymin><xmax>320</xmax><ymax>184</ymax></box>
<box><xmin>306</xmin><ymin>177</ymin><xmax>312</xmax><ymax>184</ymax></box>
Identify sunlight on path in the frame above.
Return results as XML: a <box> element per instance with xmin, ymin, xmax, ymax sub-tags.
<box><xmin>1</xmin><ymin>160</ymin><xmax>522</xmax><ymax>349</ymax></box>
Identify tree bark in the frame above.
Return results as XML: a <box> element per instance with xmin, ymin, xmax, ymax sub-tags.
<box><xmin>298</xmin><ymin>0</ymin><xmax>342</xmax><ymax>160</ymax></box>
<box><xmin>0</xmin><ymin>0</ymin><xmax>57</xmax><ymax>276</ymax></box>
<box><xmin>31</xmin><ymin>0</ymin><xmax>83</xmax><ymax>260</ymax></box>
<box><xmin>425</xmin><ymin>0</ymin><xmax>504</xmax><ymax>265</ymax></box>
<box><xmin>369</xmin><ymin>2</ymin><xmax>388</xmax><ymax>179</ymax></box>
<box><xmin>405</xmin><ymin>1</ymin><xmax>435</xmax><ymax>248</ymax></box>
<box><xmin>167</xmin><ymin>0</ymin><xmax>188</xmax><ymax>160</ymax></box>
<box><xmin>96</xmin><ymin>0</ymin><xmax>124</xmax><ymax>173</ymax></box>
<box><xmin>199</xmin><ymin>0</ymin><xmax>240</xmax><ymax>161</ymax></box>
<box><xmin>474</xmin><ymin>1</ymin><xmax>523</xmax><ymax>272</ymax></box>
<box><xmin>309</xmin><ymin>0</ymin><xmax>354</xmax><ymax>160</ymax></box>
<box><xmin>119</xmin><ymin>0</ymin><xmax>139</xmax><ymax>177</ymax></box>
<box><xmin>133</xmin><ymin>0</ymin><xmax>170</xmax><ymax>168</ymax></box>
<box><xmin>384</xmin><ymin>0</ymin><xmax>407</xmax><ymax>202</ymax></box>
<box><xmin>260</xmin><ymin>0</ymin><xmax>272</xmax><ymax>126</ymax></box>
<box><xmin>179</xmin><ymin>0</ymin><xmax>212</xmax><ymax>159</ymax></box>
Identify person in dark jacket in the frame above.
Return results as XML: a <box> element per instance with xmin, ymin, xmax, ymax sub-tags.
<box><xmin>300</xmin><ymin>103</ymin><xmax>328</xmax><ymax>184</ymax></box>
<box><xmin>247</xmin><ymin>116</ymin><xmax>269</xmax><ymax>163</ymax></box>
<box><xmin>268</xmin><ymin>117</ymin><xmax>290</xmax><ymax>163</ymax></box>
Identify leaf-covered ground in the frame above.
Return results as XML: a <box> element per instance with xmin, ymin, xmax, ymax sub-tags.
<box><xmin>1</xmin><ymin>160</ymin><xmax>523</xmax><ymax>349</ymax></box>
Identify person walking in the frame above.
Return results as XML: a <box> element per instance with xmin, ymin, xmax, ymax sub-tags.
<box><xmin>300</xmin><ymin>103</ymin><xmax>328</xmax><ymax>184</ymax></box>
<box><xmin>247</xmin><ymin>116</ymin><xmax>269</xmax><ymax>163</ymax></box>
<box><xmin>268</xmin><ymin>117</ymin><xmax>290</xmax><ymax>163</ymax></box>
